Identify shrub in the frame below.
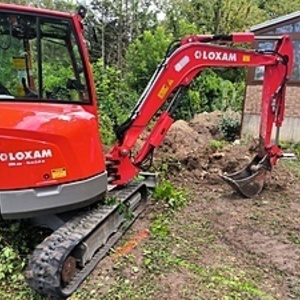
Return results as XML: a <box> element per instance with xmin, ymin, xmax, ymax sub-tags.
<box><xmin>0</xmin><ymin>221</ymin><xmax>42</xmax><ymax>298</ymax></box>
<box><xmin>218</xmin><ymin>112</ymin><xmax>241</xmax><ymax>142</ymax></box>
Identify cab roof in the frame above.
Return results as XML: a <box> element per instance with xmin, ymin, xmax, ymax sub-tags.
<box><xmin>0</xmin><ymin>3</ymin><xmax>74</xmax><ymax>19</ymax></box>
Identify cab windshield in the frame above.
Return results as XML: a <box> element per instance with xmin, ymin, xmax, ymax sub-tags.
<box><xmin>0</xmin><ymin>12</ymin><xmax>89</xmax><ymax>102</ymax></box>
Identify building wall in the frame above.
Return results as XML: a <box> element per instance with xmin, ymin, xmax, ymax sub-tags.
<box><xmin>242</xmin><ymin>85</ymin><xmax>300</xmax><ymax>141</ymax></box>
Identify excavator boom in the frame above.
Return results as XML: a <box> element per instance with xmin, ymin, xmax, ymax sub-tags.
<box><xmin>107</xmin><ymin>33</ymin><xmax>293</xmax><ymax>198</ymax></box>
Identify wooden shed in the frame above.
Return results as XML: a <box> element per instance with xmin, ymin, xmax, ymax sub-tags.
<box><xmin>242</xmin><ymin>12</ymin><xmax>300</xmax><ymax>141</ymax></box>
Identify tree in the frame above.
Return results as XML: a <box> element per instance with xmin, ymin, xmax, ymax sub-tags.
<box><xmin>162</xmin><ymin>0</ymin><xmax>266</xmax><ymax>35</ymax></box>
<box><xmin>256</xmin><ymin>0</ymin><xmax>300</xmax><ymax>18</ymax></box>
<box><xmin>90</xmin><ymin>0</ymin><xmax>160</xmax><ymax>69</ymax></box>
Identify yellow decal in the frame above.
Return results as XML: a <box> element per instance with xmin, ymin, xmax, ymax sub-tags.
<box><xmin>13</xmin><ymin>57</ymin><xmax>26</xmax><ymax>70</ymax></box>
<box><xmin>51</xmin><ymin>167</ymin><xmax>67</xmax><ymax>179</ymax></box>
<box><xmin>167</xmin><ymin>79</ymin><xmax>174</xmax><ymax>86</ymax></box>
<box><xmin>158</xmin><ymin>84</ymin><xmax>169</xmax><ymax>99</ymax></box>
<box><xmin>242</xmin><ymin>55</ymin><xmax>251</xmax><ymax>62</ymax></box>
<box><xmin>158</xmin><ymin>79</ymin><xmax>174</xmax><ymax>100</ymax></box>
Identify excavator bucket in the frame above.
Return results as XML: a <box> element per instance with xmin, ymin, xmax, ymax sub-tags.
<box><xmin>220</xmin><ymin>155</ymin><xmax>271</xmax><ymax>198</ymax></box>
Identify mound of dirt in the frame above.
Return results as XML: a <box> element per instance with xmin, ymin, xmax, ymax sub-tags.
<box><xmin>153</xmin><ymin>111</ymin><xmax>297</xmax><ymax>191</ymax></box>
<box><xmin>155</xmin><ymin>119</ymin><xmax>210</xmax><ymax>160</ymax></box>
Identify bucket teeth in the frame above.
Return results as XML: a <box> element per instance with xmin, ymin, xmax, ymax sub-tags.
<box><xmin>220</xmin><ymin>154</ymin><xmax>271</xmax><ymax>198</ymax></box>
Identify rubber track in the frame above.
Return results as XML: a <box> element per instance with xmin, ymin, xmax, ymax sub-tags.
<box><xmin>26</xmin><ymin>182</ymin><xmax>147</xmax><ymax>299</ymax></box>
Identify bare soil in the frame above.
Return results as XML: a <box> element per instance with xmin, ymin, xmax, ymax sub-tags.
<box><xmin>74</xmin><ymin>111</ymin><xmax>300</xmax><ymax>300</ymax></box>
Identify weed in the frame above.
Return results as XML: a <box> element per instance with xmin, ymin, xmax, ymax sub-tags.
<box><xmin>103</xmin><ymin>197</ymin><xmax>133</xmax><ymax>220</ymax></box>
<box><xmin>209</xmin><ymin>139</ymin><xmax>227</xmax><ymax>151</ymax></box>
<box><xmin>103</xmin><ymin>196</ymin><xmax>119</xmax><ymax>206</ymax></box>
<box><xmin>153</xmin><ymin>180</ymin><xmax>187</xmax><ymax>210</ymax></box>
<box><xmin>156</xmin><ymin>157</ymin><xmax>182</xmax><ymax>178</ymax></box>
<box><xmin>287</xmin><ymin>232</ymin><xmax>300</xmax><ymax>245</ymax></box>
<box><xmin>150</xmin><ymin>215</ymin><xmax>170</xmax><ymax>238</ymax></box>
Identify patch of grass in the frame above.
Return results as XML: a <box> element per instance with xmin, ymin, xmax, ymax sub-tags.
<box><xmin>136</xmin><ymin>233</ymin><xmax>274</xmax><ymax>300</ymax></box>
<box><xmin>281</xmin><ymin>141</ymin><xmax>300</xmax><ymax>157</ymax></box>
<box><xmin>169</xmin><ymin>258</ymin><xmax>274</xmax><ymax>299</ymax></box>
<box><xmin>74</xmin><ymin>277</ymin><xmax>156</xmax><ymax>300</ymax></box>
<box><xmin>282</xmin><ymin>159</ymin><xmax>300</xmax><ymax>178</ymax></box>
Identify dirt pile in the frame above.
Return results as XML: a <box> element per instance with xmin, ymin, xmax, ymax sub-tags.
<box><xmin>155</xmin><ymin>119</ymin><xmax>209</xmax><ymax>160</ymax></box>
<box><xmin>153</xmin><ymin>111</ymin><xmax>297</xmax><ymax>191</ymax></box>
<box><xmin>153</xmin><ymin>111</ymin><xmax>243</xmax><ymax>181</ymax></box>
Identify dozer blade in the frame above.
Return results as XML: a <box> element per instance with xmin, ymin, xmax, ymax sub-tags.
<box><xmin>220</xmin><ymin>154</ymin><xmax>271</xmax><ymax>198</ymax></box>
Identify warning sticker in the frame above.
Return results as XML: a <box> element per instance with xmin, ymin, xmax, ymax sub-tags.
<box><xmin>242</xmin><ymin>55</ymin><xmax>251</xmax><ymax>62</ymax></box>
<box><xmin>51</xmin><ymin>167</ymin><xmax>67</xmax><ymax>179</ymax></box>
<box><xmin>158</xmin><ymin>84</ymin><xmax>169</xmax><ymax>100</ymax></box>
<box><xmin>157</xmin><ymin>79</ymin><xmax>174</xmax><ymax>100</ymax></box>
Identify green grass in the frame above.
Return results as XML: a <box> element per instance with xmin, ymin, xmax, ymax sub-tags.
<box><xmin>282</xmin><ymin>159</ymin><xmax>300</xmax><ymax>178</ymax></box>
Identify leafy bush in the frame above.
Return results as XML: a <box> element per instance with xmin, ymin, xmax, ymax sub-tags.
<box><xmin>153</xmin><ymin>180</ymin><xmax>187</xmax><ymax>210</ymax></box>
<box><xmin>0</xmin><ymin>221</ymin><xmax>41</xmax><ymax>299</ymax></box>
<box><xmin>290</xmin><ymin>142</ymin><xmax>300</xmax><ymax>157</ymax></box>
<box><xmin>218</xmin><ymin>112</ymin><xmax>241</xmax><ymax>142</ymax></box>
<box><xmin>173</xmin><ymin>70</ymin><xmax>245</xmax><ymax>121</ymax></box>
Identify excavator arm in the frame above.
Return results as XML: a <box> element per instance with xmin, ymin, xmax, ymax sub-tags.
<box><xmin>107</xmin><ymin>32</ymin><xmax>293</xmax><ymax>197</ymax></box>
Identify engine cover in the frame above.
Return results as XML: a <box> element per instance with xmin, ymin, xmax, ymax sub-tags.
<box><xmin>0</xmin><ymin>102</ymin><xmax>106</xmax><ymax>190</ymax></box>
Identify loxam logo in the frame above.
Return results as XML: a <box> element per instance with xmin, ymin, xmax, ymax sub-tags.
<box><xmin>194</xmin><ymin>50</ymin><xmax>237</xmax><ymax>62</ymax></box>
<box><xmin>0</xmin><ymin>149</ymin><xmax>53</xmax><ymax>162</ymax></box>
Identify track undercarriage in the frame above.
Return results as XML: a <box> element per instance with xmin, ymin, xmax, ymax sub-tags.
<box><xmin>26</xmin><ymin>181</ymin><xmax>148</xmax><ymax>299</ymax></box>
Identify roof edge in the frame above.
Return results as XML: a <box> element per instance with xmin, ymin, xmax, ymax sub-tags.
<box><xmin>250</xmin><ymin>11</ymin><xmax>300</xmax><ymax>32</ymax></box>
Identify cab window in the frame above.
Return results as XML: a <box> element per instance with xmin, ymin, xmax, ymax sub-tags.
<box><xmin>0</xmin><ymin>12</ymin><xmax>89</xmax><ymax>102</ymax></box>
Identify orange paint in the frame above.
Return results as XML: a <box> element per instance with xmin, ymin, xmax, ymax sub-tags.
<box><xmin>112</xmin><ymin>228</ymin><xmax>150</xmax><ymax>259</ymax></box>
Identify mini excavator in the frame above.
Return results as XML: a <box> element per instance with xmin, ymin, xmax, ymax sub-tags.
<box><xmin>0</xmin><ymin>3</ymin><xmax>294</xmax><ymax>298</ymax></box>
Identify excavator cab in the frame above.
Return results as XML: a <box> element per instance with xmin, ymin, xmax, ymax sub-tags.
<box><xmin>0</xmin><ymin>12</ymin><xmax>87</xmax><ymax>102</ymax></box>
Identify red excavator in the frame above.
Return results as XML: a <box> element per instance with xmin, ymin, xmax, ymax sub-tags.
<box><xmin>0</xmin><ymin>3</ymin><xmax>294</xmax><ymax>298</ymax></box>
